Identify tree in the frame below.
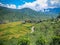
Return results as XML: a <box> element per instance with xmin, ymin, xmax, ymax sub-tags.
<box><xmin>18</xmin><ymin>38</ymin><xmax>30</xmax><ymax>45</ymax></box>
<box><xmin>50</xmin><ymin>37</ymin><xmax>60</xmax><ymax>45</ymax></box>
<box><xmin>36</xmin><ymin>37</ymin><xmax>45</xmax><ymax>45</ymax></box>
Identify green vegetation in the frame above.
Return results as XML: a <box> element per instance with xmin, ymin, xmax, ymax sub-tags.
<box><xmin>0</xmin><ymin>18</ymin><xmax>60</xmax><ymax>45</ymax></box>
<box><xmin>0</xmin><ymin>7</ymin><xmax>60</xmax><ymax>45</ymax></box>
<box><xmin>0</xmin><ymin>6</ymin><xmax>58</xmax><ymax>23</ymax></box>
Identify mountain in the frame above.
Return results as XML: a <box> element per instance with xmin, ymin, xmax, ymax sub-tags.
<box><xmin>0</xmin><ymin>6</ymin><xmax>59</xmax><ymax>23</ymax></box>
<box><xmin>44</xmin><ymin>8</ymin><xmax>60</xmax><ymax>14</ymax></box>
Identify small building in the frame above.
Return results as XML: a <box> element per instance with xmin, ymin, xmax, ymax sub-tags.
<box><xmin>21</xmin><ymin>21</ymin><xmax>26</xmax><ymax>24</ymax></box>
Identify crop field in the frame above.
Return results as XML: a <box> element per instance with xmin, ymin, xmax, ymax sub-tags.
<box><xmin>0</xmin><ymin>22</ymin><xmax>33</xmax><ymax>40</ymax></box>
<box><xmin>0</xmin><ymin>19</ymin><xmax>60</xmax><ymax>45</ymax></box>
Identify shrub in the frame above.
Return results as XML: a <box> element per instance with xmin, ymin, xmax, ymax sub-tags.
<box><xmin>18</xmin><ymin>38</ymin><xmax>30</xmax><ymax>45</ymax></box>
<box><xmin>36</xmin><ymin>37</ymin><xmax>45</xmax><ymax>45</ymax></box>
<box><xmin>50</xmin><ymin>37</ymin><xmax>60</xmax><ymax>45</ymax></box>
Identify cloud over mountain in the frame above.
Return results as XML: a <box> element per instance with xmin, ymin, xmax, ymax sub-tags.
<box><xmin>0</xmin><ymin>3</ymin><xmax>16</xmax><ymax>9</ymax></box>
<box><xmin>0</xmin><ymin>0</ymin><xmax>60</xmax><ymax>11</ymax></box>
<box><xmin>18</xmin><ymin>0</ymin><xmax>60</xmax><ymax>11</ymax></box>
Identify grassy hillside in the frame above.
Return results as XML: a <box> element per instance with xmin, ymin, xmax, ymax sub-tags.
<box><xmin>29</xmin><ymin>19</ymin><xmax>60</xmax><ymax>45</ymax></box>
<box><xmin>0</xmin><ymin>21</ymin><xmax>34</xmax><ymax>40</ymax></box>
<box><xmin>0</xmin><ymin>6</ymin><xmax>60</xmax><ymax>45</ymax></box>
<box><xmin>0</xmin><ymin>19</ymin><xmax>60</xmax><ymax>45</ymax></box>
<box><xmin>0</xmin><ymin>6</ymin><xmax>58</xmax><ymax>23</ymax></box>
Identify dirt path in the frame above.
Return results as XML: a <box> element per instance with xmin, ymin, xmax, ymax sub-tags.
<box><xmin>31</xmin><ymin>26</ymin><xmax>35</xmax><ymax>33</ymax></box>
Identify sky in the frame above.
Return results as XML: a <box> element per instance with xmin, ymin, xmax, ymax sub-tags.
<box><xmin>0</xmin><ymin>0</ymin><xmax>60</xmax><ymax>11</ymax></box>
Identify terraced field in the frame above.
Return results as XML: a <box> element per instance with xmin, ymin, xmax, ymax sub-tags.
<box><xmin>0</xmin><ymin>22</ymin><xmax>33</xmax><ymax>40</ymax></box>
<box><xmin>0</xmin><ymin>20</ymin><xmax>60</xmax><ymax>45</ymax></box>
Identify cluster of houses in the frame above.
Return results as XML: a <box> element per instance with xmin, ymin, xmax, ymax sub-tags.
<box><xmin>21</xmin><ymin>20</ymin><xmax>43</xmax><ymax>24</ymax></box>
<box><xmin>0</xmin><ymin>16</ymin><xmax>60</xmax><ymax>24</ymax></box>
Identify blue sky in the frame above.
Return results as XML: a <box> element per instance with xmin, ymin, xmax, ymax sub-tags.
<box><xmin>0</xmin><ymin>0</ymin><xmax>36</xmax><ymax>6</ymax></box>
<box><xmin>0</xmin><ymin>0</ymin><xmax>60</xmax><ymax>12</ymax></box>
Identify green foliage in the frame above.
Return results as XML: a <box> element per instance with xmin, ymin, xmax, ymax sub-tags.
<box><xmin>0</xmin><ymin>6</ymin><xmax>58</xmax><ymax>23</ymax></box>
<box><xmin>0</xmin><ymin>7</ymin><xmax>60</xmax><ymax>45</ymax></box>
<box><xmin>50</xmin><ymin>37</ymin><xmax>60</xmax><ymax>45</ymax></box>
<box><xmin>18</xmin><ymin>38</ymin><xmax>30</xmax><ymax>45</ymax></box>
<box><xmin>0</xmin><ymin>40</ymin><xmax>3</xmax><ymax>45</ymax></box>
<box><xmin>36</xmin><ymin>37</ymin><xmax>45</xmax><ymax>45</ymax></box>
<box><xmin>0</xmin><ymin>19</ymin><xmax>60</xmax><ymax>45</ymax></box>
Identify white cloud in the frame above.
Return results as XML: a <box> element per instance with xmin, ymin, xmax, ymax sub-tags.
<box><xmin>18</xmin><ymin>0</ymin><xmax>48</xmax><ymax>11</ymax></box>
<box><xmin>0</xmin><ymin>3</ymin><xmax>16</xmax><ymax>9</ymax></box>
<box><xmin>18</xmin><ymin>2</ymin><xmax>37</xmax><ymax>10</ymax></box>
<box><xmin>0</xmin><ymin>0</ymin><xmax>60</xmax><ymax>11</ymax></box>
<box><xmin>50</xmin><ymin>0</ymin><xmax>60</xmax><ymax>5</ymax></box>
<box><xmin>18</xmin><ymin>0</ymin><xmax>60</xmax><ymax>11</ymax></box>
<box><xmin>0</xmin><ymin>3</ymin><xmax>2</xmax><ymax>5</ymax></box>
<box><xmin>0</xmin><ymin>3</ymin><xmax>4</xmax><ymax>6</ymax></box>
<box><xmin>6</xmin><ymin>4</ymin><xmax>16</xmax><ymax>9</ymax></box>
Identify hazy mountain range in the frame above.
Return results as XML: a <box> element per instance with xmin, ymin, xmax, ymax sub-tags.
<box><xmin>0</xmin><ymin>6</ymin><xmax>59</xmax><ymax>22</ymax></box>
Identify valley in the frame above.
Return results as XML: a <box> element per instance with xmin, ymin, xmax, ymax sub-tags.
<box><xmin>0</xmin><ymin>6</ymin><xmax>60</xmax><ymax>45</ymax></box>
<box><xmin>0</xmin><ymin>19</ymin><xmax>60</xmax><ymax>45</ymax></box>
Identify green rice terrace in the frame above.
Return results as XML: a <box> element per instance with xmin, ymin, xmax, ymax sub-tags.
<box><xmin>0</xmin><ymin>18</ymin><xmax>60</xmax><ymax>45</ymax></box>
